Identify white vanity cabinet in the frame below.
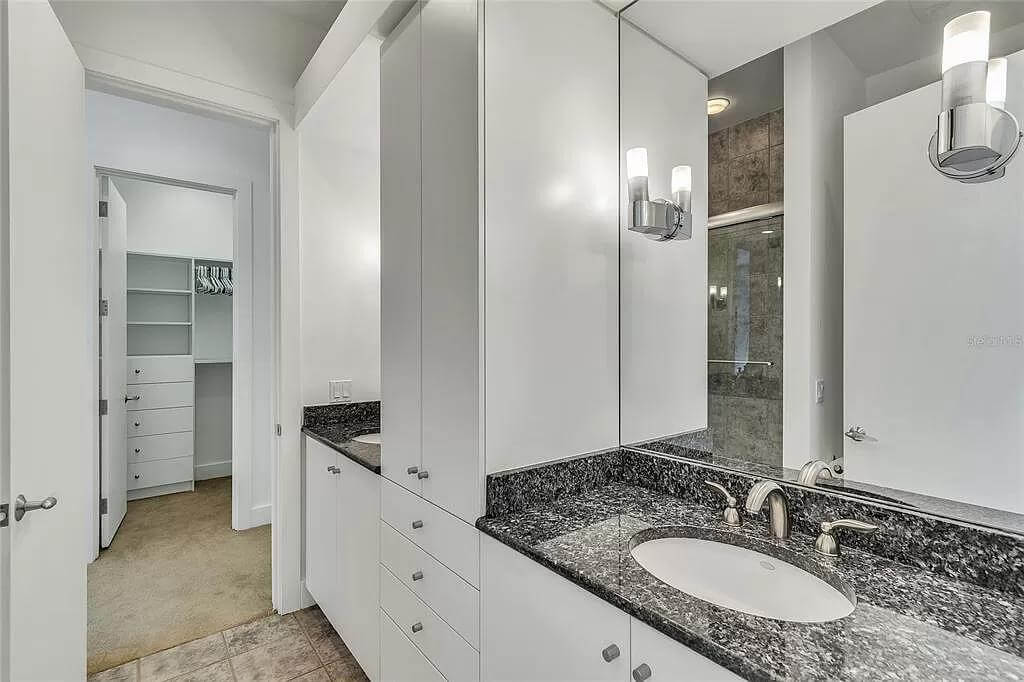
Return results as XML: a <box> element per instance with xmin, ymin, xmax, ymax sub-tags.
<box><xmin>481</xmin><ymin>536</ymin><xmax>740</xmax><ymax>682</ymax></box>
<box><xmin>303</xmin><ymin>436</ymin><xmax>381</xmax><ymax>681</ymax></box>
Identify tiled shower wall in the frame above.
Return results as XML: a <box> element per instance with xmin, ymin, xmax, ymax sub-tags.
<box><xmin>709</xmin><ymin>109</ymin><xmax>783</xmax><ymax>216</ymax></box>
<box><xmin>706</xmin><ymin>109</ymin><xmax>784</xmax><ymax>465</ymax></box>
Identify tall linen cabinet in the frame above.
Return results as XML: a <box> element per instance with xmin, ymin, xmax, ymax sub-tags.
<box><xmin>380</xmin><ymin>1</ymin><xmax>619</xmax><ymax>680</ymax></box>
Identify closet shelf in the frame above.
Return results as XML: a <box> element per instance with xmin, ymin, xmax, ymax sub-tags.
<box><xmin>127</xmin><ymin>321</ymin><xmax>192</xmax><ymax>326</ymax></box>
<box><xmin>195</xmin><ymin>358</ymin><xmax>232</xmax><ymax>364</ymax></box>
<box><xmin>128</xmin><ymin>287</ymin><xmax>192</xmax><ymax>295</ymax></box>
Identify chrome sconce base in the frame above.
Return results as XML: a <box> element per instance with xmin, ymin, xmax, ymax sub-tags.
<box><xmin>628</xmin><ymin>193</ymin><xmax>692</xmax><ymax>242</ymax></box>
<box><xmin>929</xmin><ymin>102</ymin><xmax>1022</xmax><ymax>183</ymax></box>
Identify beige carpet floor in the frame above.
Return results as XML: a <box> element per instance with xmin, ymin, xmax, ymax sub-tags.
<box><xmin>88</xmin><ymin>477</ymin><xmax>272</xmax><ymax>675</ymax></box>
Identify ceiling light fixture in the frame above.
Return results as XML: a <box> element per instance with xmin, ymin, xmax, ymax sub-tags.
<box><xmin>707</xmin><ymin>98</ymin><xmax>730</xmax><ymax>116</ymax></box>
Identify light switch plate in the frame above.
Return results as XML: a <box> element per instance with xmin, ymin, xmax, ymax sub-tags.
<box><xmin>815</xmin><ymin>379</ymin><xmax>825</xmax><ymax>404</ymax></box>
<box><xmin>340</xmin><ymin>379</ymin><xmax>352</xmax><ymax>399</ymax></box>
<box><xmin>329</xmin><ymin>380</ymin><xmax>343</xmax><ymax>401</ymax></box>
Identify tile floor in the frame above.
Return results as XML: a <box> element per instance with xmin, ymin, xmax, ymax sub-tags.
<box><xmin>88</xmin><ymin>606</ymin><xmax>369</xmax><ymax>682</ymax></box>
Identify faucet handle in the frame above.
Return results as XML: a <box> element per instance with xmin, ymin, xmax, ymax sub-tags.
<box><xmin>814</xmin><ymin>518</ymin><xmax>878</xmax><ymax>557</ymax></box>
<box><xmin>704</xmin><ymin>481</ymin><xmax>742</xmax><ymax>527</ymax></box>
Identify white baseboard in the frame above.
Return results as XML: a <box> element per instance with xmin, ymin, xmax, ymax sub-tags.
<box><xmin>195</xmin><ymin>460</ymin><xmax>232</xmax><ymax>481</ymax></box>
<box><xmin>127</xmin><ymin>480</ymin><xmax>194</xmax><ymax>501</ymax></box>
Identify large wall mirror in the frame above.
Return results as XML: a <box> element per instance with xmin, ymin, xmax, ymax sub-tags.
<box><xmin>619</xmin><ymin>0</ymin><xmax>1024</xmax><ymax>534</ymax></box>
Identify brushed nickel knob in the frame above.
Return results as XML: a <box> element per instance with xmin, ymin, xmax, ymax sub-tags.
<box><xmin>602</xmin><ymin>644</ymin><xmax>620</xmax><ymax>662</ymax></box>
<box><xmin>407</xmin><ymin>466</ymin><xmax>418</xmax><ymax>475</ymax></box>
<box><xmin>411</xmin><ymin>520</ymin><xmax>423</xmax><ymax>529</ymax></box>
<box><xmin>411</xmin><ymin>622</ymin><xmax>423</xmax><ymax>633</ymax></box>
<box><xmin>417</xmin><ymin>470</ymin><xmax>429</xmax><ymax>480</ymax></box>
<box><xmin>412</xmin><ymin>571</ymin><xmax>423</xmax><ymax>581</ymax></box>
<box><xmin>632</xmin><ymin>663</ymin><xmax>652</xmax><ymax>681</ymax></box>
<box><xmin>134</xmin><ymin>474</ymin><xmax>141</xmax><ymax>480</ymax></box>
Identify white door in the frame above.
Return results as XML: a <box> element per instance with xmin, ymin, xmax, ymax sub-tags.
<box><xmin>304</xmin><ymin>439</ymin><xmax>338</xmax><ymax>620</ymax></box>
<box><xmin>100</xmin><ymin>176</ymin><xmax>128</xmax><ymax>547</ymax></box>
<box><xmin>2</xmin><ymin>2</ymin><xmax>90</xmax><ymax>679</ymax></box>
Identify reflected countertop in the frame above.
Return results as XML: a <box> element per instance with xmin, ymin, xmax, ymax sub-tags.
<box><xmin>477</xmin><ymin>483</ymin><xmax>1024</xmax><ymax>681</ymax></box>
<box><xmin>301</xmin><ymin>401</ymin><xmax>380</xmax><ymax>474</ymax></box>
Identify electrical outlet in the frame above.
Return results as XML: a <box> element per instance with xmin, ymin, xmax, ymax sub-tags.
<box><xmin>815</xmin><ymin>379</ymin><xmax>825</xmax><ymax>404</ymax></box>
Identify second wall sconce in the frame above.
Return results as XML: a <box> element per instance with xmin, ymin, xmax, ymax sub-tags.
<box><xmin>626</xmin><ymin>147</ymin><xmax>692</xmax><ymax>241</ymax></box>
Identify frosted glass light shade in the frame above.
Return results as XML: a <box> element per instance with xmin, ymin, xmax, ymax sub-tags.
<box><xmin>626</xmin><ymin>147</ymin><xmax>648</xmax><ymax>180</ymax></box>
<box><xmin>942</xmin><ymin>11</ymin><xmax>990</xmax><ymax>74</ymax></box>
<box><xmin>987</xmin><ymin>57</ymin><xmax>1007</xmax><ymax>108</ymax></box>
<box><xmin>671</xmin><ymin>165</ymin><xmax>692</xmax><ymax>194</ymax></box>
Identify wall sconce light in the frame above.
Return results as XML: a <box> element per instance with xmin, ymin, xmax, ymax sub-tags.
<box><xmin>626</xmin><ymin>147</ymin><xmax>692</xmax><ymax>241</ymax></box>
<box><xmin>929</xmin><ymin>11</ymin><xmax>1022</xmax><ymax>183</ymax></box>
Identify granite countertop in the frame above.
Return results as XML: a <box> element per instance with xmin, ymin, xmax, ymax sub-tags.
<box><xmin>476</xmin><ymin>483</ymin><xmax>1024</xmax><ymax>681</ymax></box>
<box><xmin>302</xmin><ymin>421</ymin><xmax>380</xmax><ymax>474</ymax></box>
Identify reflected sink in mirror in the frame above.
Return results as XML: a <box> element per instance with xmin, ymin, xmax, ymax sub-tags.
<box><xmin>352</xmin><ymin>432</ymin><xmax>381</xmax><ymax>445</ymax></box>
<box><xmin>630</xmin><ymin>531</ymin><xmax>854</xmax><ymax>623</ymax></box>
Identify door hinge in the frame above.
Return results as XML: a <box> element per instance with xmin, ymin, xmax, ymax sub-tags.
<box><xmin>275</xmin><ymin>423</ymin><xmax>282</xmax><ymax>436</ymax></box>
<box><xmin>98</xmin><ymin>200</ymin><xmax>108</xmax><ymax>218</ymax></box>
<box><xmin>100</xmin><ymin>299</ymin><xmax>109</xmax><ymax>317</ymax></box>
<box><xmin>99</xmin><ymin>498</ymin><xmax>108</xmax><ymax>515</ymax></box>
<box><xmin>99</xmin><ymin>399</ymin><xmax>108</xmax><ymax>416</ymax></box>
<box><xmin>0</xmin><ymin>503</ymin><xmax>8</xmax><ymax>527</ymax></box>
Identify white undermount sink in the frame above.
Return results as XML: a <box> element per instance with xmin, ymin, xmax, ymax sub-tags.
<box><xmin>352</xmin><ymin>432</ymin><xmax>381</xmax><ymax>445</ymax></box>
<box><xmin>630</xmin><ymin>536</ymin><xmax>854</xmax><ymax>623</ymax></box>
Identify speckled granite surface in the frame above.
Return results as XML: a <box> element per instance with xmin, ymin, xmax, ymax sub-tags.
<box><xmin>477</xmin><ymin>483</ymin><xmax>1024</xmax><ymax>681</ymax></box>
<box><xmin>302</xmin><ymin>401</ymin><xmax>380</xmax><ymax>474</ymax></box>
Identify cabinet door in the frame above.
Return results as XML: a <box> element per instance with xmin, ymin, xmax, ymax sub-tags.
<box><xmin>337</xmin><ymin>457</ymin><xmax>381</xmax><ymax>681</ymax></box>
<box><xmin>305</xmin><ymin>438</ymin><xmax>339</xmax><ymax>620</ymax></box>
<box><xmin>481</xmin><ymin>536</ymin><xmax>629</xmax><ymax>682</ymax></box>
<box><xmin>419</xmin><ymin>0</ymin><xmax>482</xmax><ymax>525</ymax></box>
<box><xmin>381</xmin><ymin>610</ymin><xmax>446</xmax><ymax>682</ymax></box>
<box><xmin>629</xmin><ymin>618</ymin><xmax>741</xmax><ymax>682</ymax></box>
<box><xmin>380</xmin><ymin>4</ymin><xmax>423</xmax><ymax>494</ymax></box>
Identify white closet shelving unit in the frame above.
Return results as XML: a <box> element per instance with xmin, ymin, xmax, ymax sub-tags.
<box><xmin>125</xmin><ymin>251</ymin><xmax>232</xmax><ymax>499</ymax></box>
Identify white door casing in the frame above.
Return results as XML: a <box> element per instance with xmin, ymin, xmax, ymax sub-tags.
<box><xmin>100</xmin><ymin>175</ymin><xmax>128</xmax><ymax>548</ymax></box>
<box><xmin>3</xmin><ymin>1</ymin><xmax>90</xmax><ymax>678</ymax></box>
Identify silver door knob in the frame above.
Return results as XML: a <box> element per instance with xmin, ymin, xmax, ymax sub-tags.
<box><xmin>632</xmin><ymin>663</ymin><xmax>652</xmax><ymax>681</ymax></box>
<box><xmin>411</xmin><ymin>520</ymin><xmax>423</xmax><ymax>529</ymax></box>
<box><xmin>411</xmin><ymin>622</ymin><xmax>423</xmax><ymax>633</ymax></box>
<box><xmin>602</xmin><ymin>644</ymin><xmax>620</xmax><ymax>662</ymax></box>
<box><xmin>412</xmin><ymin>571</ymin><xmax>424</xmax><ymax>581</ymax></box>
<box><xmin>14</xmin><ymin>494</ymin><xmax>57</xmax><ymax>521</ymax></box>
<box><xmin>417</xmin><ymin>470</ymin><xmax>429</xmax><ymax>479</ymax></box>
<box><xmin>844</xmin><ymin>425</ymin><xmax>871</xmax><ymax>442</ymax></box>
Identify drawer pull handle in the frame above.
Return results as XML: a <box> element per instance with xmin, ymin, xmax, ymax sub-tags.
<box><xmin>134</xmin><ymin>474</ymin><xmax>141</xmax><ymax>480</ymax></box>
<box><xmin>417</xmin><ymin>470</ymin><xmax>429</xmax><ymax>480</ymax></box>
<box><xmin>407</xmin><ymin>466</ymin><xmax>418</xmax><ymax>475</ymax></box>
<box><xmin>411</xmin><ymin>622</ymin><xmax>423</xmax><ymax>633</ymax></box>
<box><xmin>327</xmin><ymin>466</ymin><xmax>341</xmax><ymax>474</ymax></box>
<box><xmin>412</xmin><ymin>571</ymin><xmax>423</xmax><ymax>581</ymax></box>
<box><xmin>124</xmin><ymin>394</ymin><xmax>141</xmax><ymax>403</ymax></box>
<box><xmin>632</xmin><ymin>664</ymin><xmax>652</xmax><ymax>681</ymax></box>
<box><xmin>411</xmin><ymin>520</ymin><xmax>424</xmax><ymax>529</ymax></box>
<box><xmin>602</xmin><ymin>644</ymin><xmax>620</xmax><ymax>663</ymax></box>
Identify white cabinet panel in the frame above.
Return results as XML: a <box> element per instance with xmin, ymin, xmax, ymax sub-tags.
<box><xmin>127</xmin><ymin>406</ymin><xmax>194</xmax><ymax>437</ymax></box>
<box><xmin>380</xmin><ymin>520</ymin><xmax>480</xmax><ymax>649</ymax></box>
<box><xmin>127</xmin><ymin>456</ymin><xmax>193</xmax><ymax>490</ymax></box>
<box><xmin>630</xmin><ymin>618</ymin><xmax>741</xmax><ymax>681</ymax></box>
<box><xmin>481</xmin><ymin>535</ymin><xmax>629</xmax><ymax>682</ymax></box>
<box><xmin>126</xmin><ymin>380</ymin><xmax>194</xmax><ymax>411</ymax></box>
<box><xmin>128</xmin><ymin>431</ymin><xmax>193</xmax><ymax>463</ymax></box>
<box><xmin>381</xmin><ymin>609</ymin><xmax>446</xmax><ymax>682</ymax></box>
<box><xmin>381</xmin><ymin>479</ymin><xmax>479</xmax><ymax>587</ymax></box>
<box><xmin>381</xmin><ymin>566</ymin><xmax>479</xmax><ymax>682</ymax></box>
<box><xmin>305</xmin><ymin>439</ymin><xmax>339</xmax><ymax>623</ymax></box>
<box><xmin>127</xmin><ymin>354</ymin><xmax>194</xmax><ymax>384</ymax></box>
<box><xmin>380</xmin><ymin>6</ymin><xmax>423</xmax><ymax>492</ymax></box>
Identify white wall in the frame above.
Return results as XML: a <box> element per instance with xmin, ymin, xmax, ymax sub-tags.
<box><xmin>844</xmin><ymin>50</ymin><xmax>1024</xmax><ymax>514</ymax></box>
<box><xmin>298</xmin><ymin>35</ymin><xmax>382</xmax><ymax>406</ymax></box>
<box><xmin>619</xmin><ymin>22</ymin><xmax>709</xmax><ymax>445</ymax></box>
<box><xmin>484</xmin><ymin>1</ymin><xmax>619</xmax><ymax>473</ymax></box>
<box><xmin>114</xmin><ymin>177</ymin><xmax>233</xmax><ymax>260</ymax></box>
<box><xmin>783</xmin><ymin>33</ymin><xmax>865</xmax><ymax>469</ymax></box>
<box><xmin>87</xmin><ymin>90</ymin><xmax>274</xmax><ymax>520</ymax></box>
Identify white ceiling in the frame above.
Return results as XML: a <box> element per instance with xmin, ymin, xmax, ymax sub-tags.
<box><xmin>707</xmin><ymin>50</ymin><xmax>783</xmax><ymax>133</ymax></box>
<box><xmin>622</xmin><ymin>0</ymin><xmax>880</xmax><ymax>77</ymax></box>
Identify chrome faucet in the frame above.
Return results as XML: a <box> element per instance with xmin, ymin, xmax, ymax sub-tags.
<box><xmin>744</xmin><ymin>480</ymin><xmax>791</xmax><ymax>539</ymax></box>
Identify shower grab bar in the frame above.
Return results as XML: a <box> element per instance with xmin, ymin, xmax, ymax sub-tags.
<box><xmin>708</xmin><ymin>359</ymin><xmax>774</xmax><ymax>367</ymax></box>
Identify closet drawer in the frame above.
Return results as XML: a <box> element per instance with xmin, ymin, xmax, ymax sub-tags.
<box><xmin>128</xmin><ymin>456</ymin><xmax>193</xmax><ymax>490</ymax></box>
<box><xmin>381</xmin><ymin>479</ymin><xmax>480</xmax><ymax>587</ymax></box>
<box><xmin>127</xmin><ymin>407</ymin><xmax>194</xmax><ymax>437</ymax></box>
<box><xmin>128</xmin><ymin>431</ymin><xmax>193</xmax><ymax>463</ymax></box>
<box><xmin>126</xmin><ymin>381</ymin><xmax>194</xmax><ymax>411</ymax></box>
<box><xmin>381</xmin><ymin>609</ymin><xmax>446</xmax><ymax>682</ymax></box>
<box><xmin>380</xmin><ymin>566</ymin><xmax>479</xmax><ymax>682</ymax></box>
<box><xmin>381</xmin><ymin>520</ymin><xmax>479</xmax><ymax>648</ymax></box>
<box><xmin>127</xmin><ymin>355</ymin><xmax>194</xmax><ymax>384</ymax></box>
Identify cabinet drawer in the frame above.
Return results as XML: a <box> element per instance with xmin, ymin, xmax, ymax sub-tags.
<box><xmin>126</xmin><ymin>381</ymin><xmax>194</xmax><ymax>411</ymax></box>
<box><xmin>381</xmin><ymin>478</ymin><xmax>479</xmax><ymax>587</ymax></box>
<box><xmin>381</xmin><ymin>520</ymin><xmax>479</xmax><ymax>648</ymax></box>
<box><xmin>380</xmin><ymin>566</ymin><xmax>479</xmax><ymax>681</ymax></box>
<box><xmin>127</xmin><ymin>407</ymin><xmax>193</xmax><ymax>437</ymax></box>
<box><xmin>127</xmin><ymin>355</ymin><xmax>194</xmax><ymax>384</ymax></box>
<box><xmin>630</xmin><ymin>617</ymin><xmax>741</xmax><ymax>681</ymax></box>
<box><xmin>128</xmin><ymin>456</ymin><xmax>193</xmax><ymax>490</ymax></box>
<box><xmin>128</xmin><ymin>431</ymin><xmax>193</xmax><ymax>463</ymax></box>
<box><xmin>381</xmin><ymin>609</ymin><xmax>446</xmax><ymax>682</ymax></box>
